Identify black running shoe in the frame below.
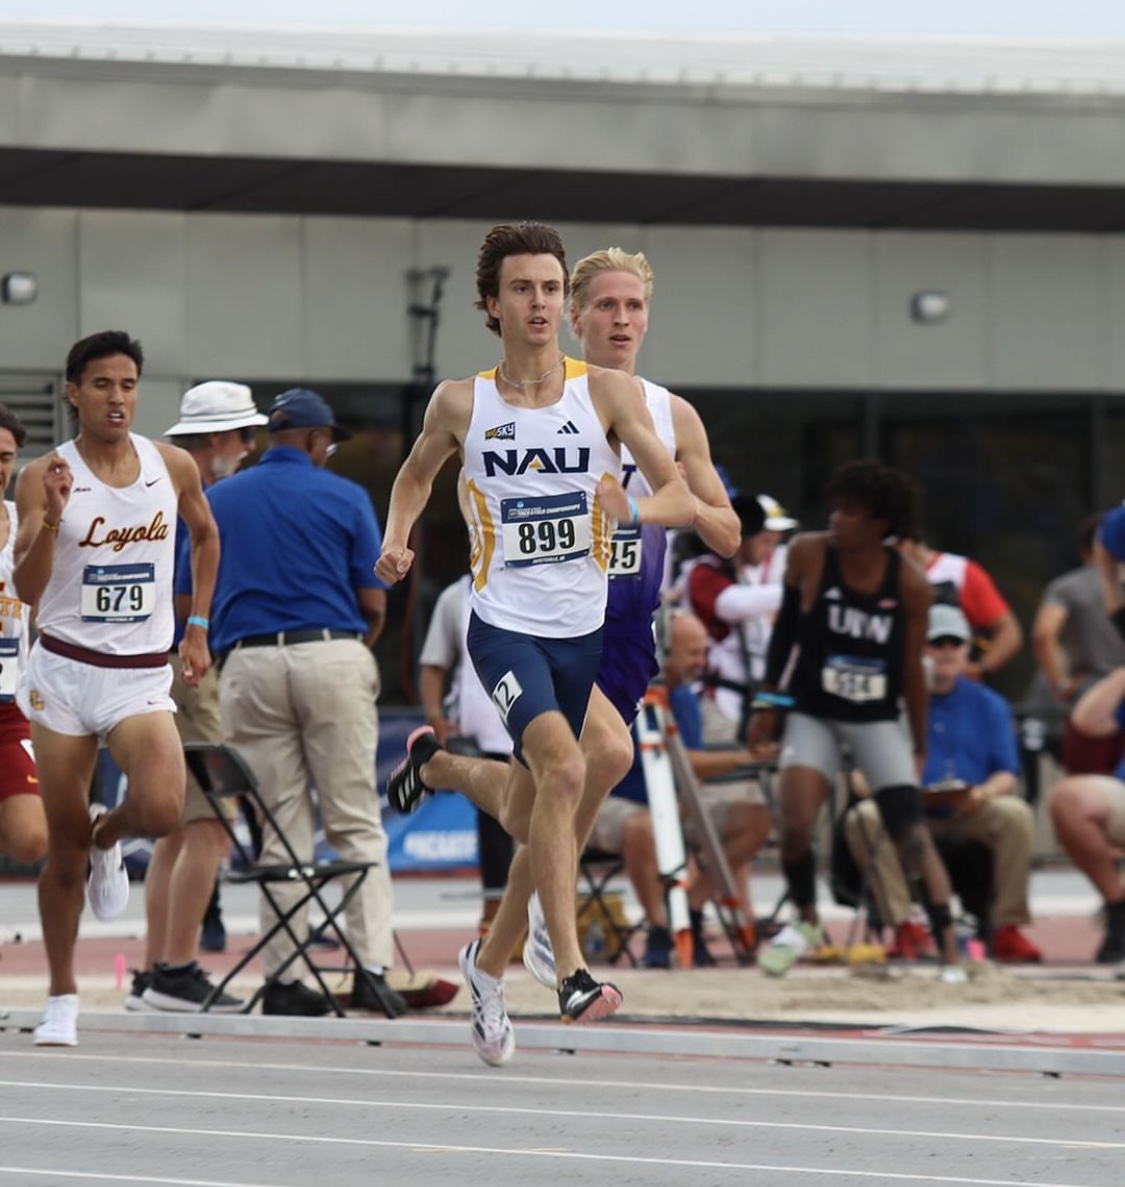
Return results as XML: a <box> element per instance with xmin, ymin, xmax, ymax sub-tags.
<box><xmin>261</xmin><ymin>979</ymin><xmax>333</xmax><ymax>1017</ymax></box>
<box><xmin>385</xmin><ymin>726</ymin><xmax>442</xmax><ymax>814</ymax></box>
<box><xmin>352</xmin><ymin>970</ymin><xmax>407</xmax><ymax>1018</ymax></box>
<box><xmin>143</xmin><ymin>962</ymin><xmax>244</xmax><ymax>1014</ymax></box>
<box><xmin>558</xmin><ymin>967</ymin><xmax>623</xmax><ymax>1024</ymax></box>
<box><xmin>124</xmin><ymin>969</ymin><xmax>153</xmax><ymax>1012</ymax></box>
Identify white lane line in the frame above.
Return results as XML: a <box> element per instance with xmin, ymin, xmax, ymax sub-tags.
<box><xmin>0</xmin><ymin>1171</ymin><xmax>280</xmax><ymax>1187</ymax></box>
<box><xmin>0</xmin><ymin>1122</ymin><xmax>1106</xmax><ymax>1187</ymax></box>
<box><xmin>0</xmin><ymin>1088</ymin><xmax>1119</xmax><ymax>1150</ymax></box>
<box><xmin>3</xmin><ymin>1050</ymin><xmax>1123</xmax><ymax>1114</ymax></box>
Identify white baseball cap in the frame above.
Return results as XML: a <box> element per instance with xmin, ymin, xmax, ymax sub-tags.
<box><xmin>757</xmin><ymin>494</ymin><xmax>798</xmax><ymax>532</ymax></box>
<box><xmin>927</xmin><ymin>603</ymin><xmax>972</xmax><ymax>643</ymax></box>
<box><xmin>165</xmin><ymin>381</ymin><xmax>268</xmax><ymax>436</ymax></box>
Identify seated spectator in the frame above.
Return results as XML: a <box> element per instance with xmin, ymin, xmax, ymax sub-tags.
<box><xmin>845</xmin><ymin>604</ymin><xmax>1042</xmax><ymax>963</ymax></box>
<box><xmin>686</xmin><ymin>494</ymin><xmax>796</xmax><ymax>745</ymax></box>
<box><xmin>587</xmin><ymin>612</ymin><xmax>773</xmax><ymax>967</ymax></box>
<box><xmin>898</xmin><ymin>514</ymin><xmax>1022</xmax><ymax>681</ymax></box>
<box><xmin>1028</xmin><ymin>513</ymin><xmax>1125</xmax><ymax>775</ymax></box>
<box><xmin>1047</xmin><ymin>667</ymin><xmax>1125</xmax><ymax>969</ymax></box>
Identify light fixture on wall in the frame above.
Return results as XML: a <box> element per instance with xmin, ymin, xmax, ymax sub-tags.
<box><xmin>1</xmin><ymin>272</ymin><xmax>37</xmax><ymax>306</ymax></box>
<box><xmin>910</xmin><ymin>290</ymin><xmax>950</xmax><ymax>324</ymax></box>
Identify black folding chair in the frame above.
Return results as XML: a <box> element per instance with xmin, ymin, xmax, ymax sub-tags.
<box><xmin>183</xmin><ymin>741</ymin><xmax>401</xmax><ymax>1018</ymax></box>
<box><xmin>576</xmin><ymin>847</ymin><xmax>642</xmax><ymax>967</ymax></box>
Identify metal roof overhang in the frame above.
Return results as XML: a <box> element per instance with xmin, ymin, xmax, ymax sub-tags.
<box><xmin>4</xmin><ymin>26</ymin><xmax>1125</xmax><ymax>231</ymax></box>
<box><xmin>5</xmin><ymin>147</ymin><xmax>1125</xmax><ymax>231</ymax></box>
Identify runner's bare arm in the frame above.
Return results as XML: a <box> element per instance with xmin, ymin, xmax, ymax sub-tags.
<box><xmin>669</xmin><ymin>393</ymin><xmax>739</xmax><ymax>558</ymax></box>
<box><xmin>592</xmin><ymin>367</ymin><xmax>693</xmax><ymax>528</ymax></box>
<box><xmin>11</xmin><ymin>453</ymin><xmax>71</xmax><ymax>606</ymax></box>
<box><xmin>375</xmin><ymin>380</ymin><xmax>470</xmax><ymax>585</ymax></box>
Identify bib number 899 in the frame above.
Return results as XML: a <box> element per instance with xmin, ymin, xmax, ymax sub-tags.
<box><xmin>517</xmin><ymin>518</ymin><xmax>575</xmax><ymax>556</ymax></box>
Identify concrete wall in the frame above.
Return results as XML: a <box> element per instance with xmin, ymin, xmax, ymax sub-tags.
<box><xmin>0</xmin><ymin>206</ymin><xmax>1121</xmax><ymax>439</ymax></box>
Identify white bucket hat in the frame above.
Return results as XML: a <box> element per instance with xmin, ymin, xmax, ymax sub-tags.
<box><xmin>165</xmin><ymin>381</ymin><xmax>268</xmax><ymax>436</ymax></box>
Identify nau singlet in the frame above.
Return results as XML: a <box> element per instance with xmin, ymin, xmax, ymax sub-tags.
<box><xmin>461</xmin><ymin>358</ymin><xmax>621</xmax><ymax>638</ymax></box>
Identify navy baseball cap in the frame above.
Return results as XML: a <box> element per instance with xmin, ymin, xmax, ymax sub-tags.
<box><xmin>1099</xmin><ymin>505</ymin><xmax>1125</xmax><ymax>562</ymax></box>
<box><xmin>266</xmin><ymin>387</ymin><xmax>352</xmax><ymax>442</ymax></box>
<box><xmin>731</xmin><ymin>493</ymin><xmax>767</xmax><ymax>538</ymax></box>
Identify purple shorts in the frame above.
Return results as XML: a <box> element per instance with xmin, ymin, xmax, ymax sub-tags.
<box><xmin>595</xmin><ymin>621</ymin><xmax>659</xmax><ymax>725</ymax></box>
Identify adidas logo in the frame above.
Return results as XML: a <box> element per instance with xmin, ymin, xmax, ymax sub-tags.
<box><xmin>824</xmin><ymin>587</ymin><xmax>842</xmax><ymax>601</ymax></box>
<box><xmin>556</xmin><ymin>420</ymin><xmax>580</xmax><ymax>435</ymax></box>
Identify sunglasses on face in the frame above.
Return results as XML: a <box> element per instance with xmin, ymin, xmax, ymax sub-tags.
<box><xmin>928</xmin><ymin>636</ymin><xmax>967</xmax><ymax>649</ymax></box>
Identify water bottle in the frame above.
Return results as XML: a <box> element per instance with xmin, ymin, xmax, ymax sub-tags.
<box><xmin>584</xmin><ymin>915</ymin><xmax>605</xmax><ymax>962</ymax></box>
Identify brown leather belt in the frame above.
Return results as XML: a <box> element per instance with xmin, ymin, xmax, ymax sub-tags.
<box><xmin>39</xmin><ymin>633</ymin><xmax>169</xmax><ymax>670</ymax></box>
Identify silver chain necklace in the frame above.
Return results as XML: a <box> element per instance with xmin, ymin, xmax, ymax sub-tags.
<box><xmin>498</xmin><ymin>354</ymin><xmax>563</xmax><ymax>388</ymax></box>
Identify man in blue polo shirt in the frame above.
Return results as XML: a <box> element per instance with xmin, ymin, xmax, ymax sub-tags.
<box><xmin>199</xmin><ymin>387</ymin><xmax>403</xmax><ymax>1017</ymax></box>
<box><xmin>1095</xmin><ymin>505</ymin><xmax>1125</xmax><ymax>642</ymax></box>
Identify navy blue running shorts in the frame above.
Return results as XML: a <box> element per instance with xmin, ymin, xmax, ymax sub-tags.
<box><xmin>467</xmin><ymin>611</ymin><xmax>603</xmax><ymax>762</ymax></box>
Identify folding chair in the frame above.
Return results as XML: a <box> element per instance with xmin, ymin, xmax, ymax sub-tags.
<box><xmin>183</xmin><ymin>741</ymin><xmax>401</xmax><ymax>1018</ymax></box>
<box><xmin>576</xmin><ymin>847</ymin><xmax>642</xmax><ymax>967</ymax></box>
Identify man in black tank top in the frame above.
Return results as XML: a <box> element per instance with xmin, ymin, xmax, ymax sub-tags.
<box><xmin>750</xmin><ymin>460</ymin><xmax>963</xmax><ymax>980</ymax></box>
<box><xmin>788</xmin><ymin>544</ymin><xmax>906</xmax><ymax>724</ymax></box>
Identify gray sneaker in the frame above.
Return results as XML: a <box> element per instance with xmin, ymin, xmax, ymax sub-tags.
<box><xmin>142</xmin><ymin>962</ymin><xmax>244</xmax><ymax>1014</ymax></box>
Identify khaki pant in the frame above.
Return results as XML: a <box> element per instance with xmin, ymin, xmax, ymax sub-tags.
<box><xmin>170</xmin><ymin>654</ymin><xmax>231</xmax><ymax>825</ymax></box>
<box><xmin>219</xmin><ymin>638</ymin><xmax>394</xmax><ymax>973</ymax></box>
<box><xmin>844</xmin><ymin>795</ymin><xmax>1035</xmax><ymax>927</ymax></box>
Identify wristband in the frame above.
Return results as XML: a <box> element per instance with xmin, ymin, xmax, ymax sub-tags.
<box><xmin>41</xmin><ymin>520</ymin><xmax>59</xmax><ymax>533</ymax></box>
<box><xmin>627</xmin><ymin>495</ymin><xmax>640</xmax><ymax>527</ymax></box>
<box><xmin>751</xmin><ymin>691</ymin><xmax>795</xmax><ymax>710</ymax></box>
<box><xmin>186</xmin><ymin>615</ymin><xmax>210</xmax><ymax>631</ymax></box>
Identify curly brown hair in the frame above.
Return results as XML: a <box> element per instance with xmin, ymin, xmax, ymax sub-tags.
<box><xmin>475</xmin><ymin>222</ymin><xmax>569</xmax><ymax>336</ymax></box>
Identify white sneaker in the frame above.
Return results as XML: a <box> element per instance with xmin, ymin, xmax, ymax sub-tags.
<box><xmin>458</xmin><ymin>938</ymin><xmax>514</xmax><ymax>1067</ymax></box>
<box><xmin>34</xmin><ymin>994</ymin><xmax>79</xmax><ymax>1047</ymax></box>
<box><xmin>940</xmin><ymin>964</ymin><xmax>969</xmax><ymax>985</ymax></box>
<box><xmin>87</xmin><ymin>803</ymin><xmax>129</xmax><ymax>921</ymax></box>
<box><xmin>522</xmin><ymin>892</ymin><xmax>557</xmax><ymax>989</ymax></box>
<box><xmin>758</xmin><ymin>922</ymin><xmax>822</xmax><ymax>978</ymax></box>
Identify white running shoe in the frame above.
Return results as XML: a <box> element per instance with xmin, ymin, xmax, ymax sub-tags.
<box><xmin>34</xmin><ymin>994</ymin><xmax>78</xmax><ymax>1047</ymax></box>
<box><xmin>940</xmin><ymin>964</ymin><xmax>969</xmax><ymax>985</ymax></box>
<box><xmin>87</xmin><ymin>803</ymin><xmax>129</xmax><ymax>921</ymax></box>
<box><xmin>522</xmin><ymin>892</ymin><xmax>557</xmax><ymax>989</ymax></box>
<box><xmin>458</xmin><ymin>938</ymin><xmax>514</xmax><ymax>1067</ymax></box>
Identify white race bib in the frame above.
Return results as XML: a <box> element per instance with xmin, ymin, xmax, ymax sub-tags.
<box><xmin>80</xmin><ymin>563</ymin><xmax>156</xmax><ymax>623</ymax></box>
<box><xmin>0</xmin><ymin>636</ymin><xmax>17</xmax><ymax>702</ymax></box>
<box><xmin>821</xmin><ymin>655</ymin><xmax>887</xmax><ymax>703</ymax></box>
<box><xmin>608</xmin><ymin>526</ymin><xmax>642</xmax><ymax>578</ymax></box>
<box><xmin>500</xmin><ymin>492</ymin><xmax>592</xmax><ymax>568</ymax></box>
